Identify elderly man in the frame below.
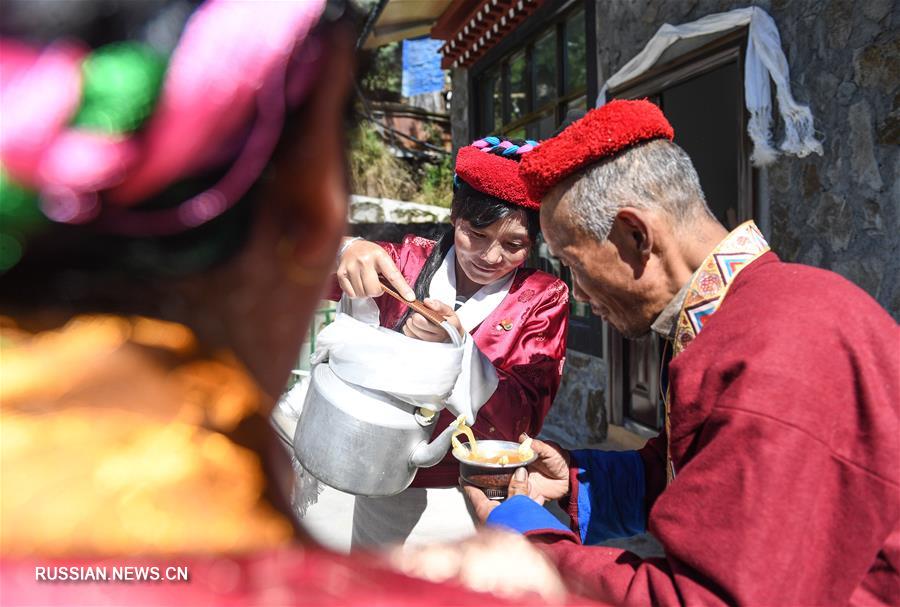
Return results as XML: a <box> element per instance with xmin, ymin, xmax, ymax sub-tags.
<box><xmin>464</xmin><ymin>100</ymin><xmax>899</xmax><ymax>606</ymax></box>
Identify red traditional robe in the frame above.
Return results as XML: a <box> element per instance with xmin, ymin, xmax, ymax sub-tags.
<box><xmin>327</xmin><ymin>235</ymin><xmax>569</xmax><ymax>487</ymax></box>
<box><xmin>524</xmin><ymin>253</ymin><xmax>899</xmax><ymax>605</ymax></box>
<box><xmin>1</xmin><ymin>550</ymin><xmax>577</xmax><ymax>606</ymax></box>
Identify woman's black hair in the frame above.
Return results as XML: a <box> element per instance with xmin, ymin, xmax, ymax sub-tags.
<box><xmin>393</xmin><ymin>139</ymin><xmax>539</xmax><ymax>331</ymax></box>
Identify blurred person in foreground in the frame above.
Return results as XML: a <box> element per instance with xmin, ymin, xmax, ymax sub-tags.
<box><xmin>464</xmin><ymin>100</ymin><xmax>900</xmax><ymax>606</ymax></box>
<box><xmin>0</xmin><ymin>1</ymin><xmax>570</xmax><ymax>604</ymax></box>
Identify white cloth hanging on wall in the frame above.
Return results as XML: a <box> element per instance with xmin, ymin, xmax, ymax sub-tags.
<box><xmin>597</xmin><ymin>7</ymin><xmax>823</xmax><ymax>166</ymax></box>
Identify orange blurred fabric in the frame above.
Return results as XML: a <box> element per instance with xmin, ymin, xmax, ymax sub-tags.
<box><xmin>0</xmin><ymin>314</ymin><xmax>294</xmax><ymax>557</ymax></box>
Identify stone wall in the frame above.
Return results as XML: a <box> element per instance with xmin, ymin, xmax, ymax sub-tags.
<box><xmin>349</xmin><ymin>195</ymin><xmax>451</xmax><ymax>224</ymax></box>
<box><xmin>590</xmin><ymin>0</ymin><xmax>898</xmax><ymax>319</ymax></box>
<box><xmin>541</xmin><ymin>350</ymin><xmax>609</xmax><ymax>447</ymax></box>
<box><xmin>348</xmin><ymin>195</ymin><xmax>451</xmax><ymax>242</ymax></box>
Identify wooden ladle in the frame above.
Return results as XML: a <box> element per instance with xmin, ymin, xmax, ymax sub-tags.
<box><xmin>378</xmin><ymin>276</ymin><xmax>447</xmax><ymax>327</ymax></box>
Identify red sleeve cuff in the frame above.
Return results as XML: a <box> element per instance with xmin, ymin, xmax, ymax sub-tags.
<box><xmin>524</xmin><ymin>527</ymin><xmax>581</xmax><ymax>544</ymax></box>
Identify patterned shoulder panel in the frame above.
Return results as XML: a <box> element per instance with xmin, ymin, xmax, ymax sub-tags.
<box><xmin>512</xmin><ymin>268</ymin><xmax>569</xmax><ymax>305</ymax></box>
<box><xmin>402</xmin><ymin>234</ymin><xmax>437</xmax><ymax>253</ymax></box>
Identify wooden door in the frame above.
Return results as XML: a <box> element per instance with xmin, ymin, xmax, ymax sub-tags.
<box><xmin>624</xmin><ymin>334</ymin><xmax>663</xmax><ymax>429</ymax></box>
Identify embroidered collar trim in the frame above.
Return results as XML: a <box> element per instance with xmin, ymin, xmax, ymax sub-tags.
<box><xmin>673</xmin><ymin>220</ymin><xmax>769</xmax><ymax>356</ymax></box>
<box><xmin>664</xmin><ymin>220</ymin><xmax>769</xmax><ymax>484</ymax></box>
<box><xmin>428</xmin><ymin>246</ymin><xmax>516</xmax><ymax>333</ymax></box>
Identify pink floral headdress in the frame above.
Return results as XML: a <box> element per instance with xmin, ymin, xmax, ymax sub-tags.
<box><xmin>0</xmin><ymin>0</ymin><xmax>327</xmax><ymax>241</ymax></box>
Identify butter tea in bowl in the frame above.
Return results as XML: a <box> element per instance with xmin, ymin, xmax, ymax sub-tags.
<box><xmin>452</xmin><ymin>425</ymin><xmax>536</xmax><ymax>500</ymax></box>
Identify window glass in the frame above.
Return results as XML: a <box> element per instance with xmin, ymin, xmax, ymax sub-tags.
<box><xmin>509</xmin><ymin>51</ymin><xmax>527</xmax><ymax>121</ymax></box>
<box><xmin>565</xmin><ymin>10</ymin><xmax>586</xmax><ymax>93</ymax></box>
<box><xmin>492</xmin><ymin>70</ymin><xmax>503</xmax><ymax>131</ymax></box>
<box><xmin>524</xmin><ymin>110</ymin><xmax>556</xmax><ymax>140</ymax></box>
<box><xmin>480</xmin><ymin>68</ymin><xmax>501</xmax><ymax>132</ymax></box>
<box><xmin>660</xmin><ymin>63</ymin><xmax>741</xmax><ymax>228</ymax></box>
<box><xmin>570</xmin><ymin>294</ymin><xmax>591</xmax><ymax>318</ymax></box>
<box><xmin>533</xmin><ymin>30</ymin><xmax>557</xmax><ymax>109</ymax></box>
<box><xmin>507</xmin><ymin>126</ymin><xmax>526</xmax><ymax>140</ymax></box>
<box><xmin>564</xmin><ymin>94</ymin><xmax>587</xmax><ymax>117</ymax></box>
<box><xmin>474</xmin><ymin>11</ymin><xmax>588</xmax><ymax>151</ymax></box>
<box><xmin>536</xmin><ymin>110</ymin><xmax>556</xmax><ymax>139</ymax></box>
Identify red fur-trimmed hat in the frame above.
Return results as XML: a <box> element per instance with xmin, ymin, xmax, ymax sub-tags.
<box><xmin>519</xmin><ymin>99</ymin><xmax>674</xmax><ymax>201</ymax></box>
<box><xmin>455</xmin><ymin>138</ymin><xmax>541</xmax><ymax>210</ymax></box>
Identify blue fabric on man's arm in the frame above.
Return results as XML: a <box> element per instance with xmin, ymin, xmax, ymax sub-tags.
<box><xmin>486</xmin><ymin>495</ymin><xmax>571</xmax><ymax>535</ymax></box>
<box><xmin>570</xmin><ymin>449</ymin><xmax>646</xmax><ymax>544</ymax></box>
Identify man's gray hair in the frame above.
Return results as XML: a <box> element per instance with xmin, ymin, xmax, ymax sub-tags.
<box><xmin>548</xmin><ymin>139</ymin><xmax>715</xmax><ymax>241</ymax></box>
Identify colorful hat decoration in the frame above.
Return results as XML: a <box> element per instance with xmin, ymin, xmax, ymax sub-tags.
<box><xmin>0</xmin><ymin>0</ymin><xmax>329</xmax><ymax>271</ymax></box>
<box><xmin>455</xmin><ymin>137</ymin><xmax>541</xmax><ymax>210</ymax></box>
<box><xmin>519</xmin><ymin>99</ymin><xmax>674</xmax><ymax>201</ymax></box>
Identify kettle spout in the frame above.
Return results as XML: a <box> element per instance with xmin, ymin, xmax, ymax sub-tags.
<box><xmin>409</xmin><ymin>421</ymin><xmax>459</xmax><ymax>469</ymax></box>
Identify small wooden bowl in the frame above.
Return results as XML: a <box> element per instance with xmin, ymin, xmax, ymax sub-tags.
<box><xmin>453</xmin><ymin>440</ymin><xmax>537</xmax><ymax>500</ymax></box>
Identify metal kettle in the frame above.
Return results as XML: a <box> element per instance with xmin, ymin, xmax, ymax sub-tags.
<box><xmin>292</xmin><ymin>305</ymin><xmax>494</xmax><ymax>497</ymax></box>
<box><xmin>293</xmin><ymin>363</ymin><xmax>461</xmax><ymax>497</ymax></box>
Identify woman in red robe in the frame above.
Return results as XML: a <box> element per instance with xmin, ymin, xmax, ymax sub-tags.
<box><xmin>305</xmin><ymin>139</ymin><xmax>569</xmax><ymax>548</ymax></box>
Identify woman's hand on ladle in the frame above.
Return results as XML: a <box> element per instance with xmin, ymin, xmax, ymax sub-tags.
<box><xmin>402</xmin><ymin>299</ymin><xmax>464</xmax><ymax>342</ymax></box>
<box><xmin>337</xmin><ymin>239</ymin><xmax>414</xmax><ymax>300</ymax></box>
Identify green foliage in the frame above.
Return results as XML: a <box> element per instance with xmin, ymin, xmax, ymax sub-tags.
<box><xmin>349</xmin><ymin>122</ymin><xmax>417</xmax><ymax>201</ymax></box>
<box><xmin>348</xmin><ymin>122</ymin><xmax>453</xmax><ymax>208</ymax></box>
<box><xmin>419</xmin><ymin>154</ymin><xmax>453</xmax><ymax>208</ymax></box>
<box><xmin>360</xmin><ymin>43</ymin><xmax>401</xmax><ymax>98</ymax></box>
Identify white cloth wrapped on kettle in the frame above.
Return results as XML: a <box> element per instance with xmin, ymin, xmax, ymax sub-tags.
<box><xmin>316</xmin><ymin>289</ymin><xmax>498</xmax><ymax>425</ymax></box>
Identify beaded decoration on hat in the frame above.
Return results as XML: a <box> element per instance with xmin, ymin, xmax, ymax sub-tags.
<box><xmin>455</xmin><ymin>137</ymin><xmax>541</xmax><ymax>210</ymax></box>
<box><xmin>519</xmin><ymin>99</ymin><xmax>674</xmax><ymax>201</ymax></box>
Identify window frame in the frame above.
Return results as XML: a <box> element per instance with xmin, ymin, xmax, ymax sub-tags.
<box><xmin>470</xmin><ymin>0</ymin><xmax>590</xmax><ymax>138</ymax></box>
